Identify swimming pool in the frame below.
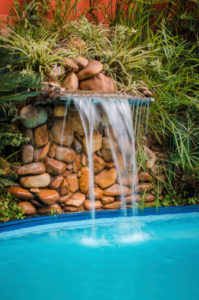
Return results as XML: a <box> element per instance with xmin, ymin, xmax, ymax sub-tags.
<box><xmin>0</xmin><ymin>210</ymin><xmax>199</xmax><ymax>300</ymax></box>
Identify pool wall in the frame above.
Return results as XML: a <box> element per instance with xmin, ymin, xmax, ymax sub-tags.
<box><xmin>1</xmin><ymin>205</ymin><xmax>199</xmax><ymax>233</ymax></box>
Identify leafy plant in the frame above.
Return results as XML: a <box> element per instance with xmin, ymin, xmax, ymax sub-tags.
<box><xmin>0</xmin><ymin>188</ymin><xmax>24</xmax><ymax>222</ymax></box>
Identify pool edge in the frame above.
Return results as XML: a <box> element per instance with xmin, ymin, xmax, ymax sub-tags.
<box><xmin>1</xmin><ymin>205</ymin><xmax>199</xmax><ymax>232</ymax></box>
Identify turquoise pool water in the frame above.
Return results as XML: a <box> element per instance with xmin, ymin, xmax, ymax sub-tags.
<box><xmin>0</xmin><ymin>213</ymin><xmax>199</xmax><ymax>300</ymax></box>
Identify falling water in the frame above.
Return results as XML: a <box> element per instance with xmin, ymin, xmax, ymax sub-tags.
<box><xmin>59</xmin><ymin>94</ymin><xmax>153</xmax><ymax>239</ymax></box>
<box><xmin>73</xmin><ymin>98</ymin><xmax>100</xmax><ymax>236</ymax></box>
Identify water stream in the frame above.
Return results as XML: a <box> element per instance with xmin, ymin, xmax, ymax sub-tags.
<box><xmin>60</xmin><ymin>95</ymin><xmax>151</xmax><ymax>241</ymax></box>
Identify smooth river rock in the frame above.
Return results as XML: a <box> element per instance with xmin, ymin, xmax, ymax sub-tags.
<box><xmin>65</xmin><ymin>192</ymin><xmax>85</xmax><ymax>207</ymax></box>
<box><xmin>66</xmin><ymin>174</ymin><xmax>79</xmax><ymax>193</ymax></box>
<box><xmin>86</xmin><ymin>187</ymin><xmax>103</xmax><ymax>200</ymax></box>
<box><xmin>79</xmin><ymin>167</ymin><xmax>89</xmax><ymax>193</ymax></box>
<box><xmin>74</xmin><ymin>57</ymin><xmax>89</xmax><ymax>70</ymax></box>
<box><xmin>34</xmin><ymin>142</ymin><xmax>51</xmax><ymax>162</ymax></box>
<box><xmin>139</xmin><ymin>172</ymin><xmax>153</xmax><ymax>182</ymax></box>
<box><xmin>18</xmin><ymin>201</ymin><xmax>36</xmax><ymax>215</ymax></box>
<box><xmin>73</xmin><ymin>155</ymin><xmax>81</xmax><ymax>173</ymax></box>
<box><xmin>65</xmin><ymin>58</ymin><xmax>79</xmax><ymax>72</ymax></box>
<box><xmin>95</xmin><ymin>168</ymin><xmax>117</xmax><ymax>189</ymax></box>
<box><xmin>72</xmin><ymin>138</ymin><xmax>83</xmax><ymax>154</ymax></box>
<box><xmin>7</xmin><ymin>186</ymin><xmax>33</xmax><ymax>200</ymax></box>
<box><xmin>21</xmin><ymin>145</ymin><xmax>34</xmax><ymax>164</ymax></box>
<box><xmin>82</xmin><ymin>132</ymin><xmax>102</xmax><ymax>153</ymax></box>
<box><xmin>55</xmin><ymin>146</ymin><xmax>76</xmax><ymax>163</ymax></box>
<box><xmin>103</xmin><ymin>201</ymin><xmax>121</xmax><ymax>209</ymax></box>
<box><xmin>103</xmin><ymin>184</ymin><xmax>131</xmax><ymax>196</ymax></box>
<box><xmin>20</xmin><ymin>173</ymin><xmax>51</xmax><ymax>188</ymax></box>
<box><xmin>48</xmin><ymin>143</ymin><xmax>57</xmax><ymax>158</ymax></box>
<box><xmin>53</xmin><ymin>105</ymin><xmax>68</xmax><ymax>118</ymax></box>
<box><xmin>34</xmin><ymin>124</ymin><xmax>49</xmax><ymax>147</ymax></box>
<box><xmin>63</xmin><ymin>72</ymin><xmax>79</xmax><ymax>90</ymax></box>
<box><xmin>101</xmin><ymin>196</ymin><xmax>115</xmax><ymax>205</ymax></box>
<box><xmin>137</xmin><ymin>183</ymin><xmax>153</xmax><ymax>192</ymax></box>
<box><xmin>68</xmin><ymin>110</ymin><xmax>84</xmax><ymax>135</ymax></box>
<box><xmin>101</xmin><ymin>137</ymin><xmax>113</xmax><ymax>162</ymax></box>
<box><xmin>93</xmin><ymin>154</ymin><xmax>105</xmax><ymax>174</ymax></box>
<box><xmin>49</xmin><ymin>175</ymin><xmax>64</xmax><ymax>189</ymax></box>
<box><xmin>51</xmin><ymin>119</ymin><xmax>74</xmax><ymax>147</ymax></box>
<box><xmin>20</xmin><ymin>105</ymin><xmax>48</xmax><ymax>129</ymax></box>
<box><xmin>80</xmin><ymin>73</ymin><xmax>116</xmax><ymax>93</ymax></box>
<box><xmin>84</xmin><ymin>199</ymin><xmax>102</xmax><ymax>210</ymax></box>
<box><xmin>18</xmin><ymin>162</ymin><xmax>46</xmax><ymax>176</ymax></box>
<box><xmin>38</xmin><ymin>203</ymin><xmax>62</xmax><ymax>214</ymax></box>
<box><xmin>38</xmin><ymin>189</ymin><xmax>60</xmax><ymax>206</ymax></box>
<box><xmin>60</xmin><ymin>179</ymin><xmax>70</xmax><ymax>196</ymax></box>
<box><xmin>45</xmin><ymin>157</ymin><xmax>66</xmax><ymax>175</ymax></box>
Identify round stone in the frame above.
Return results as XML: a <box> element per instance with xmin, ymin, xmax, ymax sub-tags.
<box><xmin>20</xmin><ymin>105</ymin><xmax>48</xmax><ymax>129</ymax></box>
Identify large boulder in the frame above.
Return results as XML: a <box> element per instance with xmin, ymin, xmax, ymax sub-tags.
<box><xmin>77</xmin><ymin>60</ymin><xmax>103</xmax><ymax>80</ymax></box>
<box><xmin>80</xmin><ymin>73</ymin><xmax>116</xmax><ymax>93</ymax></box>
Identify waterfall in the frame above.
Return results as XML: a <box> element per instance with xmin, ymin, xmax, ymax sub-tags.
<box><xmin>57</xmin><ymin>94</ymin><xmax>153</xmax><ymax>237</ymax></box>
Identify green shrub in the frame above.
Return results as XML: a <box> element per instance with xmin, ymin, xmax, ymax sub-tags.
<box><xmin>0</xmin><ymin>188</ymin><xmax>24</xmax><ymax>222</ymax></box>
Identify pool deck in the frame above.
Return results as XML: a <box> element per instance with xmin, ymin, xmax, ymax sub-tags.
<box><xmin>1</xmin><ymin>205</ymin><xmax>199</xmax><ymax>233</ymax></box>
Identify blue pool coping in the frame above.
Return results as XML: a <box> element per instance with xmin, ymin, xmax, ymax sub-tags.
<box><xmin>0</xmin><ymin>205</ymin><xmax>199</xmax><ymax>233</ymax></box>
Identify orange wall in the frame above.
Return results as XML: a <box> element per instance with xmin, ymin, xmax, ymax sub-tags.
<box><xmin>0</xmin><ymin>0</ymin><xmax>112</xmax><ymax>25</ymax></box>
<box><xmin>0</xmin><ymin>0</ymin><xmax>23</xmax><ymax>26</ymax></box>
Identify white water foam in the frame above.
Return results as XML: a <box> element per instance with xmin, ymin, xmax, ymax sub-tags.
<box><xmin>80</xmin><ymin>235</ymin><xmax>109</xmax><ymax>247</ymax></box>
<box><xmin>118</xmin><ymin>231</ymin><xmax>150</xmax><ymax>244</ymax></box>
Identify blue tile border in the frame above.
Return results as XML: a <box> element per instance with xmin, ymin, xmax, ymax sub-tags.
<box><xmin>1</xmin><ymin>205</ymin><xmax>199</xmax><ymax>233</ymax></box>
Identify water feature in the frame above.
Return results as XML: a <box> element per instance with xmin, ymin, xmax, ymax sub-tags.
<box><xmin>58</xmin><ymin>94</ymin><xmax>154</xmax><ymax>240</ymax></box>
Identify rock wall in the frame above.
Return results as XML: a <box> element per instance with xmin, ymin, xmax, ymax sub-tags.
<box><xmin>8</xmin><ymin>102</ymin><xmax>157</xmax><ymax>217</ymax></box>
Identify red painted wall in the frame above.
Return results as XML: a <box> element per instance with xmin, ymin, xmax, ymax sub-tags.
<box><xmin>0</xmin><ymin>0</ymin><xmax>113</xmax><ymax>26</ymax></box>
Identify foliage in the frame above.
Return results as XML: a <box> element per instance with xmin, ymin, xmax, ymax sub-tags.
<box><xmin>0</xmin><ymin>46</ymin><xmax>41</xmax><ymax>103</ymax></box>
<box><xmin>3</xmin><ymin>0</ymin><xmax>199</xmax><ymax>205</ymax></box>
<box><xmin>0</xmin><ymin>31</ymin><xmax>67</xmax><ymax>81</ymax></box>
<box><xmin>0</xmin><ymin>188</ymin><xmax>24</xmax><ymax>222</ymax></box>
<box><xmin>0</xmin><ymin>124</ymin><xmax>29</xmax><ymax>154</ymax></box>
